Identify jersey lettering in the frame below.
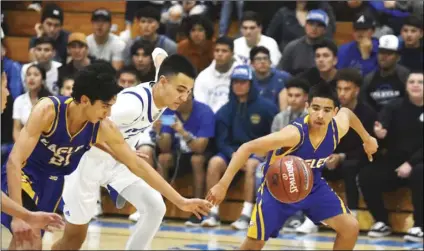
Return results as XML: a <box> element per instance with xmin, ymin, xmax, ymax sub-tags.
<box><xmin>48</xmin><ymin>145</ymin><xmax>84</xmax><ymax>167</ymax></box>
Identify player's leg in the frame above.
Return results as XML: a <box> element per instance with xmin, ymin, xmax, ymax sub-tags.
<box><xmin>305</xmin><ymin>180</ymin><xmax>359</xmax><ymax>250</ymax></box>
<box><xmin>118</xmin><ymin>178</ymin><xmax>166</xmax><ymax>250</ymax></box>
<box><xmin>242</xmin><ymin>184</ymin><xmax>296</xmax><ymax>250</ymax></box>
<box><xmin>232</xmin><ymin>157</ymin><xmax>261</xmax><ymax>230</ymax></box>
<box><xmin>201</xmin><ymin>154</ymin><xmax>228</xmax><ymax>227</ymax></box>
<box><xmin>53</xmin><ymin>155</ymin><xmax>109</xmax><ymax>249</ymax></box>
<box><xmin>107</xmin><ymin>164</ymin><xmax>166</xmax><ymax>250</ymax></box>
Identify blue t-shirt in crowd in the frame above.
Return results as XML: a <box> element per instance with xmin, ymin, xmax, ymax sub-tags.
<box><xmin>161</xmin><ymin>100</ymin><xmax>215</xmax><ymax>153</ymax></box>
<box><xmin>337</xmin><ymin>38</ymin><xmax>379</xmax><ymax>76</ymax></box>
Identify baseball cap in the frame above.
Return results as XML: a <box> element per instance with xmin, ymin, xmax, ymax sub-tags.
<box><xmin>41</xmin><ymin>4</ymin><xmax>64</xmax><ymax>24</ymax></box>
<box><xmin>306</xmin><ymin>10</ymin><xmax>329</xmax><ymax>27</ymax></box>
<box><xmin>378</xmin><ymin>35</ymin><xmax>400</xmax><ymax>52</ymax></box>
<box><xmin>231</xmin><ymin>65</ymin><xmax>253</xmax><ymax>81</ymax></box>
<box><xmin>91</xmin><ymin>8</ymin><xmax>112</xmax><ymax>22</ymax></box>
<box><xmin>353</xmin><ymin>13</ymin><xmax>376</xmax><ymax>30</ymax></box>
<box><xmin>68</xmin><ymin>32</ymin><xmax>87</xmax><ymax>46</ymax></box>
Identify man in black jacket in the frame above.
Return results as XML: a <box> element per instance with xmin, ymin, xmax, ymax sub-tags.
<box><xmin>358</xmin><ymin>71</ymin><xmax>423</xmax><ymax>242</ymax></box>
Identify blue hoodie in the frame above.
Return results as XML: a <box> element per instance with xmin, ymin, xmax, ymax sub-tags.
<box><xmin>215</xmin><ymin>79</ymin><xmax>279</xmax><ymax>160</ymax></box>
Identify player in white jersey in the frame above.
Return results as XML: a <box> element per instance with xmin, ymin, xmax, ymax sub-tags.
<box><xmin>52</xmin><ymin>49</ymin><xmax>203</xmax><ymax>250</ymax></box>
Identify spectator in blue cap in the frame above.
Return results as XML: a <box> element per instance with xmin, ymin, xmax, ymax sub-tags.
<box><xmin>201</xmin><ymin>64</ymin><xmax>278</xmax><ymax>230</ymax></box>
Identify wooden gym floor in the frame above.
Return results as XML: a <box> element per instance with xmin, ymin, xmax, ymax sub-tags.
<box><xmin>1</xmin><ymin>217</ymin><xmax>423</xmax><ymax>250</ymax></box>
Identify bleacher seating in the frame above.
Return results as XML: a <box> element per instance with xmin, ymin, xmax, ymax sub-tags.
<box><xmin>3</xmin><ymin>1</ymin><xmax>416</xmax><ymax>235</ymax></box>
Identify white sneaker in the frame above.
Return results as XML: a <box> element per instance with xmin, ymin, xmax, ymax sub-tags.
<box><xmin>129</xmin><ymin>211</ymin><xmax>140</xmax><ymax>222</ymax></box>
<box><xmin>404</xmin><ymin>227</ymin><xmax>423</xmax><ymax>243</ymax></box>
<box><xmin>200</xmin><ymin>214</ymin><xmax>220</xmax><ymax>227</ymax></box>
<box><xmin>368</xmin><ymin>222</ymin><xmax>392</xmax><ymax>238</ymax></box>
<box><xmin>296</xmin><ymin>217</ymin><xmax>318</xmax><ymax>234</ymax></box>
<box><xmin>231</xmin><ymin>215</ymin><xmax>250</xmax><ymax>230</ymax></box>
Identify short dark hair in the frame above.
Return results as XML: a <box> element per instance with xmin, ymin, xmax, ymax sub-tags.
<box><xmin>57</xmin><ymin>75</ymin><xmax>74</xmax><ymax>90</ymax></box>
<box><xmin>157</xmin><ymin>54</ymin><xmax>197</xmax><ymax>80</ymax></box>
<box><xmin>250</xmin><ymin>46</ymin><xmax>270</xmax><ymax>61</ymax></box>
<box><xmin>117</xmin><ymin>65</ymin><xmax>140</xmax><ymax>81</ymax></box>
<box><xmin>34</xmin><ymin>36</ymin><xmax>56</xmax><ymax>49</ymax></box>
<box><xmin>241</xmin><ymin>11</ymin><xmax>262</xmax><ymax>26</ymax></box>
<box><xmin>72</xmin><ymin>60</ymin><xmax>122</xmax><ymax>104</ymax></box>
<box><xmin>313</xmin><ymin>39</ymin><xmax>338</xmax><ymax>56</ymax></box>
<box><xmin>26</xmin><ymin>64</ymin><xmax>47</xmax><ymax>81</ymax></box>
<box><xmin>285</xmin><ymin>77</ymin><xmax>310</xmax><ymax>94</ymax></box>
<box><xmin>136</xmin><ymin>6</ymin><xmax>160</xmax><ymax>22</ymax></box>
<box><xmin>403</xmin><ymin>15</ymin><xmax>423</xmax><ymax>30</ymax></box>
<box><xmin>335</xmin><ymin>68</ymin><xmax>363</xmax><ymax>87</ymax></box>
<box><xmin>308</xmin><ymin>82</ymin><xmax>339</xmax><ymax>107</ymax></box>
<box><xmin>185</xmin><ymin>15</ymin><xmax>214</xmax><ymax>41</ymax></box>
<box><xmin>130</xmin><ymin>39</ymin><xmax>154</xmax><ymax>57</ymax></box>
<box><xmin>215</xmin><ymin>36</ymin><xmax>234</xmax><ymax>52</ymax></box>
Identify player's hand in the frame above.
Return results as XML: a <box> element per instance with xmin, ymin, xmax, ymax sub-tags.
<box><xmin>395</xmin><ymin>162</ymin><xmax>413</xmax><ymax>178</ymax></box>
<box><xmin>374</xmin><ymin>121</ymin><xmax>387</xmax><ymax>139</ymax></box>
<box><xmin>176</xmin><ymin>198</ymin><xmax>212</xmax><ymax>219</ymax></box>
<box><xmin>206</xmin><ymin>183</ymin><xmax>228</xmax><ymax>206</ymax></box>
<box><xmin>11</xmin><ymin>217</ymin><xmax>37</xmax><ymax>247</ymax></box>
<box><xmin>363</xmin><ymin>136</ymin><xmax>378</xmax><ymax>162</ymax></box>
<box><xmin>25</xmin><ymin>211</ymin><xmax>65</xmax><ymax>232</ymax></box>
<box><xmin>326</xmin><ymin>154</ymin><xmax>341</xmax><ymax>170</ymax></box>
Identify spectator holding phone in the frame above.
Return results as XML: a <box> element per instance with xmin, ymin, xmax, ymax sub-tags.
<box><xmin>156</xmin><ymin>92</ymin><xmax>215</xmax><ymax>227</ymax></box>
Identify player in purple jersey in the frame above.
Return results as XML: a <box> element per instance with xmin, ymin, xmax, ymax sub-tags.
<box><xmin>207</xmin><ymin>83</ymin><xmax>378</xmax><ymax>250</ymax></box>
<box><xmin>3</xmin><ymin>62</ymin><xmax>211</xmax><ymax>250</ymax></box>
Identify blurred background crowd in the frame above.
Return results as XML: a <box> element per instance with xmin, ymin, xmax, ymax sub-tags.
<box><xmin>1</xmin><ymin>0</ymin><xmax>422</xmax><ymax>243</ymax></box>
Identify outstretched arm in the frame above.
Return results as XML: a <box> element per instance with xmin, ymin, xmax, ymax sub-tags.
<box><xmin>152</xmin><ymin>48</ymin><xmax>168</xmax><ymax>81</ymax></box>
<box><xmin>220</xmin><ymin>125</ymin><xmax>300</xmax><ymax>188</ymax></box>
<box><xmin>334</xmin><ymin>107</ymin><xmax>378</xmax><ymax>161</ymax></box>
<box><xmin>97</xmin><ymin>119</ymin><xmax>211</xmax><ymax>218</ymax></box>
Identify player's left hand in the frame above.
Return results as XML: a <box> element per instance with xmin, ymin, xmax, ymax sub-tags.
<box><xmin>395</xmin><ymin>162</ymin><xmax>413</xmax><ymax>178</ymax></box>
<box><xmin>177</xmin><ymin>198</ymin><xmax>212</xmax><ymax>219</ymax></box>
<box><xmin>25</xmin><ymin>211</ymin><xmax>65</xmax><ymax>232</ymax></box>
<box><xmin>206</xmin><ymin>183</ymin><xmax>228</xmax><ymax>206</ymax></box>
<box><xmin>363</xmin><ymin>136</ymin><xmax>378</xmax><ymax>162</ymax></box>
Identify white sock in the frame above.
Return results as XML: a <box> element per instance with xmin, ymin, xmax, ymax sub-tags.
<box><xmin>241</xmin><ymin>202</ymin><xmax>253</xmax><ymax>217</ymax></box>
<box><xmin>211</xmin><ymin>205</ymin><xmax>219</xmax><ymax>215</ymax></box>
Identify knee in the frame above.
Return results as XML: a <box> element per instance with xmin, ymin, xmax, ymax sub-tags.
<box><xmin>337</xmin><ymin>215</ymin><xmax>360</xmax><ymax>237</ymax></box>
<box><xmin>149</xmin><ymin>191</ymin><xmax>167</xmax><ymax>218</ymax></box>
<box><xmin>191</xmin><ymin>154</ymin><xmax>205</xmax><ymax>171</ymax></box>
<box><xmin>158</xmin><ymin>153</ymin><xmax>173</xmax><ymax>166</ymax></box>
<box><xmin>244</xmin><ymin>159</ymin><xmax>259</xmax><ymax>176</ymax></box>
<box><xmin>138</xmin><ymin>145</ymin><xmax>155</xmax><ymax>166</ymax></box>
<box><xmin>207</xmin><ymin>156</ymin><xmax>226</xmax><ymax>175</ymax></box>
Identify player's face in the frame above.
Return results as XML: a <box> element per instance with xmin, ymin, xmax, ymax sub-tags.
<box><xmin>160</xmin><ymin>73</ymin><xmax>194</xmax><ymax>110</ymax></box>
<box><xmin>406</xmin><ymin>73</ymin><xmax>423</xmax><ymax>100</ymax></box>
<box><xmin>337</xmin><ymin>80</ymin><xmax>359</xmax><ymax>107</ymax></box>
<box><xmin>287</xmin><ymin>87</ymin><xmax>307</xmax><ymax>112</ymax></box>
<box><xmin>118</xmin><ymin>73</ymin><xmax>138</xmax><ymax>89</ymax></box>
<box><xmin>25</xmin><ymin>66</ymin><xmax>43</xmax><ymax>91</ymax></box>
<box><xmin>60</xmin><ymin>79</ymin><xmax>74</xmax><ymax>97</ymax></box>
<box><xmin>307</xmin><ymin>97</ymin><xmax>337</xmax><ymax>129</ymax></box>
<box><xmin>82</xmin><ymin>95</ymin><xmax>117</xmax><ymax>123</ymax></box>
<box><xmin>2</xmin><ymin>72</ymin><xmax>9</xmax><ymax>113</ymax></box>
<box><xmin>315</xmin><ymin>48</ymin><xmax>337</xmax><ymax>73</ymax></box>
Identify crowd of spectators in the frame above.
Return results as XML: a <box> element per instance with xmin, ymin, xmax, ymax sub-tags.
<box><xmin>1</xmin><ymin>0</ymin><xmax>422</xmax><ymax>242</ymax></box>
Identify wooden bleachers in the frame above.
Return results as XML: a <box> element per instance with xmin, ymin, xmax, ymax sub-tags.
<box><xmin>3</xmin><ymin>2</ymin><xmax>415</xmax><ymax>234</ymax></box>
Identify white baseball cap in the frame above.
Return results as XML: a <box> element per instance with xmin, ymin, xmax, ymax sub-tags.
<box><xmin>378</xmin><ymin>35</ymin><xmax>400</xmax><ymax>52</ymax></box>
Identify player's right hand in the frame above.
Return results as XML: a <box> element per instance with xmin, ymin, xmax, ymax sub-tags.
<box><xmin>206</xmin><ymin>183</ymin><xmax>227</xmax><ymax>206</ymax></box>
<box><xmin>11</xmin><ymin>217</ymin><xmax>37</xmax><ymax>246</ymax></box>
<box><xmin>26</xmin><ymin>211</ymin><xmax>65</xmax><ymax>232</ymax></box>
<box><xmin>177</xmin><ymin>198</ymin><xmax>212</xmax><ymax>219</ymax></box>
<box><xmin>363</xmin><ymin>136</ymin><xmax>378</xmax><ymax>162</ymax></box>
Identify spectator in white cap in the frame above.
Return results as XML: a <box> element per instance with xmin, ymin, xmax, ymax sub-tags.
<box><xmin>360</xmin><ymin>35</ymin><xmax>410</xmax><ymax>112</ymax></box>
<box><xmin>278</xmin><ymin>9</ymin><xmax>328</xmax><ymax>75</ymax></box>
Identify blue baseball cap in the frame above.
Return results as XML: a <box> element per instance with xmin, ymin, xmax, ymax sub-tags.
<box><xmin>231</xmin><ymin>65</ymin><xmax>253</xmax><ymax>81</ymax></box>
<box><xmin>306</xmin><ymin>9</ymin><xmax>329</xmax><ymax>27</ymax></box>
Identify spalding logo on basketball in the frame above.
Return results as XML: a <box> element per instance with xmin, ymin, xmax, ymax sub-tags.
<box><xmin>265</xmin><ymin>155</ymin><xmax>313</xmax><ymax>204</ymax></box>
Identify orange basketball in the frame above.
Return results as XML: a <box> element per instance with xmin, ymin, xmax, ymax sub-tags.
<box><xmin>265</xmin><ymin>155</ymin><xmax>314</xmax><ymax>204</ymax></box>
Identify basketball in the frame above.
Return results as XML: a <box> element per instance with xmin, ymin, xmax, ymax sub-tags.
<box><xmin>265</xmin><ymin>155</ymin><xmax>314</xmax><ymax>204</ymax></box>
